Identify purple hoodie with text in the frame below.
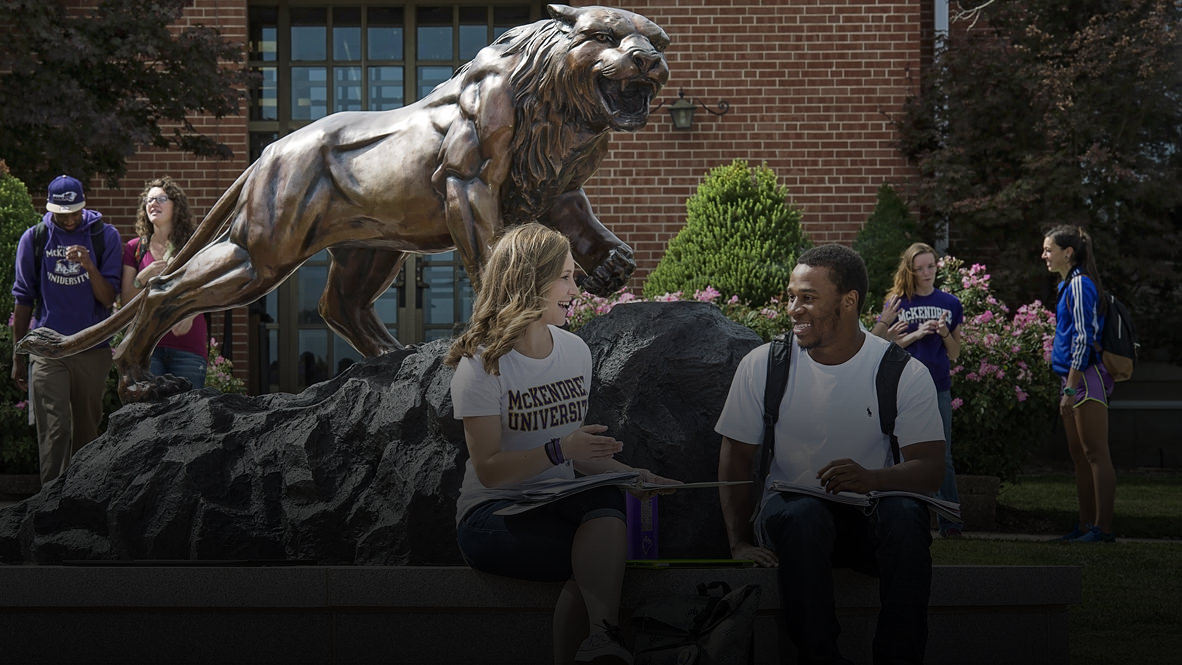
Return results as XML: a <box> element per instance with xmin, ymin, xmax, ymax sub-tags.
<box><xmin>12</xmin><ymin>210</ymin><xmax>123</xmax><ymax>340</ymax></box>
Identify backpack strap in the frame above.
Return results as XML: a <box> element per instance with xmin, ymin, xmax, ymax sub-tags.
<box><xmin>750</xmin><ymin>333</ymin><xmax>792</xmax><ymax>520</ymax></box>
<box><xmin>30</xmin><ymin>222</ymin><xmax>48</xmax><ymax>319</ymax></box>
<box><xmin>751</xmin><ymin>336</ymin><xmax>910</xmax><ymax>520</ymax></box>
<box><xmin>875</xmin><ymin>342</ymin><xmax>911</xmax><ymax>465</ymax></box>
<box><xmin>90</xmin><ymin>221</ymin><xmax>107</xmax><ymax>267</ymax></box>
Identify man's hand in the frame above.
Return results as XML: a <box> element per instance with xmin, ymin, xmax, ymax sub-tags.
<box><xmin>11</xmin><ymin>355</ymin><xmax>27</xmax><ymax>392</ymax></box>
<box><xmin>732</xmin><ymin>542</ymin><xmax>778</xmax><ymax>567</ymax></box>
<box><xmin>66</xmin><ymin>244</ymin><xmax>95</xmax><ymax>272</ymax></box>
<box><xmin>817</xmin><ymin>458</ymin><xmax>876</xmax><ymax>494</ymax></box>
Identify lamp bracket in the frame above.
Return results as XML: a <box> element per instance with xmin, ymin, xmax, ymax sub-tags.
<box><xmin>654</xmin><ymin>89</ymin><xmax>731</xmax><ymax>117</ymax></box>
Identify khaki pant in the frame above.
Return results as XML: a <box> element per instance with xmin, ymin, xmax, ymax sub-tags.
<box><xmin>29</xmin><ymin>347</ymin><xmax>112</xmax><ymax>484</ymax></box>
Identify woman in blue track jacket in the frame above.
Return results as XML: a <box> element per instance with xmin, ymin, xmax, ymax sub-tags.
<box><xmin>1042</xmin><ymin>225</ymin><xmax>1116</xmax><ymax>543</ymax></box>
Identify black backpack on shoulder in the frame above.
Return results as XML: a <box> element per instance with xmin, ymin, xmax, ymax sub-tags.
<box><xmin>1097</xmin><ymin>293</ymin><xmax>1137</xmax><ymax>382</ymax></box>
<box><xmin>749</xmin><ymin>333</ymin><xmax>911</xmax><ymax>518</ymax></box>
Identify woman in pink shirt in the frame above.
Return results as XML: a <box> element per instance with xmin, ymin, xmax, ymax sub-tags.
<box><xmin>121</xmin><ymin>176</ymin><xmax>208</xmax><ymax>390</ymax></box>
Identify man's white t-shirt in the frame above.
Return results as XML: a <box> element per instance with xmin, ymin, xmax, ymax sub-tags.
<box><xmin>451</xmin><ymin>325</ymin><xmax>592</xmax><ymax>522</ymax></box>
<box><xmin>715</xmin><ymin>333</ymin><xmax>943</xmax><ymax>490</ymax></box>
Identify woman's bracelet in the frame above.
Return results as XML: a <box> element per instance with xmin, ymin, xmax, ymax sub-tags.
<box><xmin>544</xmin><ymin>438</ymin><xmax>565</xmax><ymax>465</ymax></box>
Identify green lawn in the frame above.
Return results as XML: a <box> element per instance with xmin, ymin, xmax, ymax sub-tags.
<box><xmin>994</xmin><ymin>468</ymin><xmax>1182</xmax><ymax>539</ymax></box>
<box><xmin>933</xmin><ymin>468</ymin><xmax>1182</xmax><ymax>664</ymax></box>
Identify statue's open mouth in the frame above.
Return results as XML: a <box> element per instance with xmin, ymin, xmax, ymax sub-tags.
<box><xmin>599</xmin><ymin>77</ymin><xmax>657</xmax><ymax>127</ymax></box>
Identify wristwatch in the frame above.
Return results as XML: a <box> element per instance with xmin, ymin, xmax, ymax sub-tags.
<box><xmin>1062</xmin><ymin>387</ymin><xmax>1077</xmax><ymax>396</ymax></box>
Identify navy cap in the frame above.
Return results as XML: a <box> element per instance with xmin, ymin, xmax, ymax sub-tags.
<box><xmin>46</xmin><ymin>175</ymin><xmax>85</xmax><ymax>214</ymax></box>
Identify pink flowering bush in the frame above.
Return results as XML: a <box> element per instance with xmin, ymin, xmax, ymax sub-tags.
<box><xmin>206</xmin><ymin>337</ymin><xmax>247</xmax><ymax>394</ymax></box>
<box><xmin>937</xmin><ymin>256</ymin><xmax>1059</xmax><ymax>481</ymax></box>
<box><xmin>568</xmin><ymin>286</ymin><xmax>794</xmax><ymax>341</ymax></box>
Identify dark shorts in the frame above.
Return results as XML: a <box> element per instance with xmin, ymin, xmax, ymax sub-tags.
<box><xmin>456</xmin><ymin>485</ymin><xmax>625</xmax><ymax>582</ymax></box>
<box><xmin>1062</xmin><ymin>362</ymin><xmax>1115</xmax><ymax>408</ymax></box>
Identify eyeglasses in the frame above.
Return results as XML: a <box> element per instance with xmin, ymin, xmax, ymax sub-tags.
<box><xmin>145</xmin><ymin>195</ymin><xmax>171</xmax><ymax>205</ymax></box>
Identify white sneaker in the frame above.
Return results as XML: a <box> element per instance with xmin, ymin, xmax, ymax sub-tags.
<box><xmin>574</xmin><ymin>626</ymin><xmax>633</xmax><ymax>665</ymax></box>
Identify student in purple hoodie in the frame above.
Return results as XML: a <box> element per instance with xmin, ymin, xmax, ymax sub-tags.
<box><xmin>10</xmin><ymin>175</ymin><xmax>122</xmax><ymax>484</ymax></box>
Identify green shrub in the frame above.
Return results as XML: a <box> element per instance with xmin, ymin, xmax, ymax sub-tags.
<box><xmin>852</xmin><ymin>183</ymin><xmax>921</xmax><ymax>309</ymax></box>
<box><xmin>643</xmin><ymin>160</ymin><xmax>811</xmax><ymax>304</ymax></box>
<box><xmin>0</xmin><ymin>160</ymin><xmax>40</xmax><ymax>473</ymax></box>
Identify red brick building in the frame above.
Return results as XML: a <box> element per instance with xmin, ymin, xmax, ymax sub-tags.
<box><xmin>73</xmin><ymin>0</ymin><xmax>943</xmax><ymax>394</ymax></box>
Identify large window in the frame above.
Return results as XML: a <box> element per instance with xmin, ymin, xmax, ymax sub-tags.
<box><xmin>247</xmin><ymin>2</ymin><xmax>536</xmax><ymax>394</ymax></box>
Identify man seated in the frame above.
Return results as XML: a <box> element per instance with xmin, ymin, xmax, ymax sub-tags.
<box><xmin>716</xmin><ymin>244</ymin><xmax>944</xmax><ymax>665</ymax></box>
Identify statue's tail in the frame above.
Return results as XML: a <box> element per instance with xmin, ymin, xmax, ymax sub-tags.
<box><xmin>16</xmin><ymin>168</ymin><xmax>253</xmax><ymax>360</ymax></box>
<box><xmin>17</xmin><ymin>293</ymin><xmax>142</xmax><ymax>359</ymax></box>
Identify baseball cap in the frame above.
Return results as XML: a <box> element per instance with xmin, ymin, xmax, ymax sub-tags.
<box><xmin>46</xmin><ymin>175</ymin><xmax>86</xmax><ymax>214</ymax></box>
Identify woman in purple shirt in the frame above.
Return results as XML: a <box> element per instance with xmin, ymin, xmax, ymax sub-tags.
<box><xmin>871</xmin><ymin>242</ymin><xmax>964</xmax><ymax>537</ymax></box>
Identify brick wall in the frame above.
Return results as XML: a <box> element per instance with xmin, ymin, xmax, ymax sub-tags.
<box><xmin>83</xmin><ymin>0</ymin><xmax>252</xmax><ymax>372</ymax></box>
<box><xmin>578</xmin><ymin>0</ymin><xmax>926</xmax><ymax>285</ymax></box>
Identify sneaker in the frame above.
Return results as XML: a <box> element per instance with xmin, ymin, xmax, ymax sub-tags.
<box><xmin>575</xmin><ymin>623</ymin><xmax>633</xmax><ymax>665</ymax></box>
<box><xmin>1074</xmin><ymin>526</ymin><xmax>1116</xmax><ymax>543</ymax></box>
<box><xmin>1056</xmin><ymin>524</ymin><xmax>1091</xmax><ymax>541</ymax></box>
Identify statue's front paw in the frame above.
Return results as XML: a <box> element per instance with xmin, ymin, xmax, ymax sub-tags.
<box><xmin>118</xmin><ymin>373</ymin><xmax>192</xmax><ymax>403</ymax></box>
<box><xmin>581</xmin><ymin>246</ymin><xmax>636</xmax><ymax>296</ymax></box>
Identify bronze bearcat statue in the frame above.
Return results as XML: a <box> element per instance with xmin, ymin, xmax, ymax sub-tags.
<box><xmin>18</xmin><ymin>4</ymin><xmax>670</xmax><ymax>402</ymax></box>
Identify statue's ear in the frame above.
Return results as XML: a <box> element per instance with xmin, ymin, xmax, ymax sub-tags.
<box><xmin>547</xmin><ymin>4</ymin><xmax>580</xmax><ymax>26</ymax></box>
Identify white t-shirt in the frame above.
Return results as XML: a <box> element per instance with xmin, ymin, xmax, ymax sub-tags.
<box><xmin>451</xmin><ymin>325</ymin><xmax>592</xmax><ymax>522</ymax></box>
<box><xmin>715</xmin><ymin>332</ymin><xmax>943</xmax><ymax>491</ymax></box>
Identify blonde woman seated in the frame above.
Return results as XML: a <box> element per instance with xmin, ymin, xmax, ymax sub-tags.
<box><xmin>445</xmin><ymin>223</ymin><xmax>677</xmax><ymax>665</ymax></box>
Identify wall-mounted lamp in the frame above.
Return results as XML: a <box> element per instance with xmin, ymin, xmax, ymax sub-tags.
<box><xmin>661</xmin><ymin>88</ymin><xmax>731</xmax><ymax>131</ymax></box>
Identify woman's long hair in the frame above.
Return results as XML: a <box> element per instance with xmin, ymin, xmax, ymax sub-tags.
<box><xmin>444</xmin><ymin>223</ymin><xmax>572</xmax><ymax>375</ymax></box>
<box><xmin>134</xmin><ymin>176</ymin><xmax>195</xmax><ymax>254</ymax></box>
<box><xmin>887</xmin><ymin>242</ymin><xmax>938</xmax><ymax>301</ymax></box>
<box><xmin>1045</xmin><ymin>224</ymin><xmax>1107</xmax><ymax>316</ymax></box>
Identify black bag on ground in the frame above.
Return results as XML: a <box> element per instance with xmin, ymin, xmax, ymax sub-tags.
<box><xmin>628</xmin><ymin>581</ymin><xmax>761</xmax><ymax>665</ymax></box>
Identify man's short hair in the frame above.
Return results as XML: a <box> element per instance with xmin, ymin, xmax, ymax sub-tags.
<box><xmin>796</xmin><ymin>244</ymin><xmax>868</xmax><ymax>311</ymax></box>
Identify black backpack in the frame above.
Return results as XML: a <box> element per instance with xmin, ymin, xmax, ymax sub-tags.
<box><xmin>30</xmin><ymin>220</ymin><xmax>110</xmax><ymax>318</ymax></box>
<box><xmin>1097</xmin><ymin>293</ymin><xmax>1137</xmax><ymax>382</ymax></box>
<box><xmin>750</xmin><ymin>333</ymin><xmax>911</xmax><ymax>518</ymax></box>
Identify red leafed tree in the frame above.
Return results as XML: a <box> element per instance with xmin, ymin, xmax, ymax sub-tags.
<box><xmin>898</xmin><ymin>0</ymin><xmax>1182</xmax><ymax>359</ymax></box>
<box><xmin>0</xmin><ymin>0</ymin><xmax>250</xmax><ymax>189</ymax></box>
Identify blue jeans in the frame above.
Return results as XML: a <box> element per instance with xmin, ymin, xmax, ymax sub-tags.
<box><xmin>150</xmin><ymin>347</ymin><xmax>207</xmax><ymax>390</ymax></box>
<box><xmin>761</xmin><ymin>493</ymin><xmax>932</xmax><ymax>665</ymax></box>
<box><xmin>936</xmin><ymin>390</ymin><xmax>960</xmax><ymax>531</ymax></box>
<box><xmin>456</xmin><ymin>486</ymin><xmax>625</xmax><ymax>582</ymax></box>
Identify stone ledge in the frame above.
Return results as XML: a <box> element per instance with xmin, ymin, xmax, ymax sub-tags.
<box><xmin>0</xmin><ymin>564</ymin><xmax>1079</xmax><ymax>664</ymax></box>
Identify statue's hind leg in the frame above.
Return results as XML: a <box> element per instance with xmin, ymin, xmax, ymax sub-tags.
<box><xmin>319</xmin><ymin>247</ymin><xmax>407</xmax><ymax>356</ymax></box>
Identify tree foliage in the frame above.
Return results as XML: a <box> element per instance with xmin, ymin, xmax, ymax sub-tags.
<box><xmin>643</xmin><ymin>160</ymin><xmax>811</xmax><ymax>305</ymax></box>
<box><xmin>852</xmin><ymin>184</ymin><xmax>922</xmax><ymax>309</ymax></box>
<box><xmin>0</xmin><ymin>0</ymin><xmax>250</xmax><ymax>188</ymax></box>
<box><xmin>898</xmin><ymin>0</ymin><xmax>1182</xmax><ymax>359</ymax></box>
